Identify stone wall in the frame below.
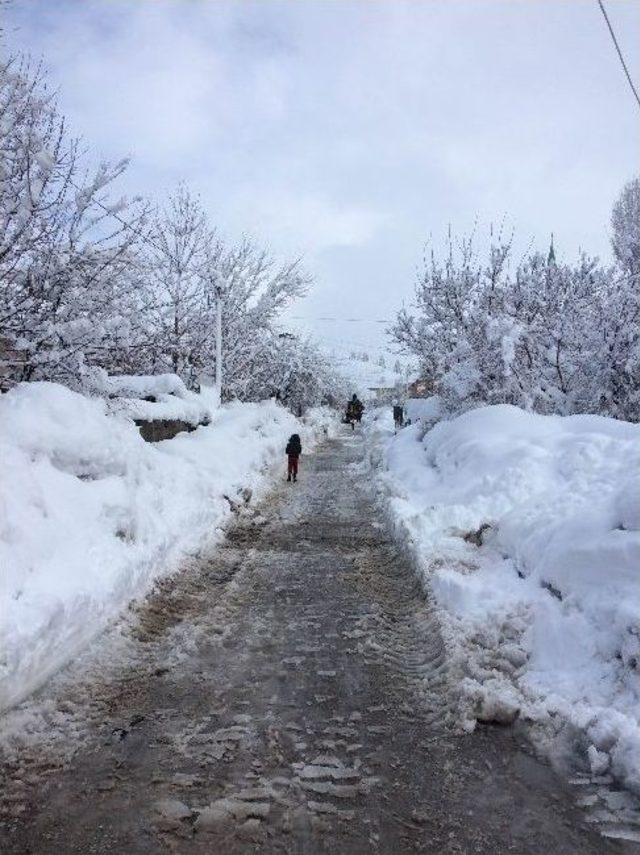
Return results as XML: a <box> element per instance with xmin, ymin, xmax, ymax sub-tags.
<box><xmin>135</xmin><ymin>418</ymin><xmax>199</xmax><ymax>443</ymax></box>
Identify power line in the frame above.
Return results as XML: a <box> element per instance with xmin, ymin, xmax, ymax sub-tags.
<box><xmin>596</xmin><ymin>0</ymin><xmax>640</xmax><ymax>112</ymax></box>
<box><xmin>290</xmin><ymin>314</ymin><xmax>391</xmax><ymax>324</ymax></box>
<box><xmin>326</xmin><ymin>342</ymin><xmax>396</xmax><ymax>354</ymax></box>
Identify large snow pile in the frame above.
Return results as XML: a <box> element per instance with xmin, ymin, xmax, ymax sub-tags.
<box><xmin>365</xmin><ymin>404</ymin><xmax>640</xmax><ymax>793</ymax></box>
<box><xmin>85</xmin><ymin>369</ymin><xmax>216</xmax><ymax>425</ymax></box>
<box><xmin>0</xmin><ymin>382</ymin><xmax>333</xmax><ymax>711</ymax></box>
<box><xmin>101</xmin><ymin>373</ymin><xmax>191</xmax><ymax>398</ymax></box>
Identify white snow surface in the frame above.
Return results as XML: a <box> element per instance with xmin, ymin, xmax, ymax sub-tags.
<box><xmin>100</xmin><ymin>372</ymin><xmax>190</xmax><ymax>398</ymax></box>
<box><xmin>106</xmin><ymin>392</ymin><xmax>214</xmax><ymax>426</ymax></box>
<box><xmin>365</xmin><ymin>403</ymin><xmax>640</xmax><ymax>793</ymax></box>
<box><xmin>0</xmin><ymin>381</ymin><xmax>335</xmax><ymax>712</ymax></box>
<box><xmin>85</xmin><ymin>369</ymin><xmax>217</xmax><ymax>425</ymax></box>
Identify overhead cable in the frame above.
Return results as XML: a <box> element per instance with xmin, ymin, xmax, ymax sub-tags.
<box><xmin>596</xmin><ymin>0</ymin><xmax>640</xmax><ymax>112</ymax></box>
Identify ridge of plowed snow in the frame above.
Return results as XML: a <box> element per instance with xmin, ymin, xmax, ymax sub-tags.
<box><xmin>0</xmin><ymin>381</ymin><xmax>335</xmax><ymax>711</ymax></box>
<box><xmin>365</xmin><ymin>403</ymin><xmax>640</xmax><ymax>794</ymax></box>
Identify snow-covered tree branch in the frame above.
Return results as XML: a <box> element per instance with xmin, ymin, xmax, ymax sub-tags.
<box><xmin>0</xmin><ymin>57</ymin><xmax>149</xmax><ymax>386</ymax></box>
<box><xmin>390</xmin><ymin>182</ymin><xmax>640</xmax><ymax>421</ymax></box>
<box><xmin>0</xmin><ymin>54</ymin><xmax>344</xmax><ymax>410</ymax></box>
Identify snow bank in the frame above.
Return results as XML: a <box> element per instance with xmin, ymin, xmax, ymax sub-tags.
<box><xmin>0</xmin><ymin>382</ymin><xmax>333</xmax><ymax>711</ymax></box>
<box><xmin>84</xmin><ymin>369</ymin><xmax>217</xmax><ymax>426</ymax></box>
<box><xmin>108</xmin><ymin>392</ymin><xmax>214</xmax><ymax>426</ymax></box>
<box><xmin>365</xmin><ymin>404</ymin><xmax>640</xmax><ymax>793</ymax></box>
<box><xmin>104</xmin><ymin>373</ymin><xmax>191</xmax><ymax>398</ymax></box>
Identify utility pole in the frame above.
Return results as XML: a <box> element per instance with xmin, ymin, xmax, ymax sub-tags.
<box><xmin>215</xmin><ymin>282</ymin><xmax>223</xmax><ymax>403</ymax></box>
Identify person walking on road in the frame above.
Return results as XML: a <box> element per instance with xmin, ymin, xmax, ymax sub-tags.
<box><xmin>286</xmin><ymin>433</ymin><xmax>302</xmax><ymax>482</ymax></box>
<box><xmin>346</xmin><ymin>394</ymin><xmax>364</xmax><ymax>429</ymax></box>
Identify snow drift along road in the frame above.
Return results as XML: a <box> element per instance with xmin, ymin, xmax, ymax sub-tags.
<box><xmin>366</xmin><ymin>403</ymin><xmax>640</xmax><ymax>794</ymax></box>
<box><xmin>0</xmin><ymin>381</ymin><xmax>333</xmax><ymax>712</ymax></box>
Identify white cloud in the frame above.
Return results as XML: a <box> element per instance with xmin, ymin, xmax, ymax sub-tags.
<box><xmin>238</xmin><ymin>191</ymin><xmax>388</xmax><ymax>253</ymax></box>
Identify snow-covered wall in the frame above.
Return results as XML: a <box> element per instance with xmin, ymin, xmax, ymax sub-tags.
<box><xmin>0</xmin><ymin>382</ymin><xmax>334</xmax><ymax>712</ymax></box>
<box><xmin>365</xmin><ymin>404</ymin><xmax>640</xmax><ymax>793</ymax></box>
<box><xmin>86</xmin><ymin>369</ymin><xmax>218</xmax><ymax>429</ymax></box>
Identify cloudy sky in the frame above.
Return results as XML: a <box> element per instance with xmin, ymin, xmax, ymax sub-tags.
<box><xmin>4</xmin><ymin>0</ymin><xmax>640</xmax><ymax>357</ymax></box>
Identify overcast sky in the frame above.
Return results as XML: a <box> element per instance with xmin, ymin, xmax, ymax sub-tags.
<box><xmin>4</xmin><ymin>0</ymin><xmax>640</xmax><ymax>357</ymax></box>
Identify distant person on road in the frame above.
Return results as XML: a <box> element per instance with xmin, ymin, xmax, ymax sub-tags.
<box><xmin>346</xmin><ymin>394</ymin><xmax>364</xmax><ymax>428</ymax></box>
<box><xmin>286</xmin><ymin>433</ymin><xmax>302</xmax><ymax>482</ymax></box>
<box><xmin>393</xmin><ymin>403</ymin><xmax>404</xmax><ymax>431</ymax></box>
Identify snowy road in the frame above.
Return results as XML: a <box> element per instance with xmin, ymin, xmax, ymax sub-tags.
<box><xmin>0</xmin><ymin>433</ymin><xmax>632</xmax><ymax>853</ymax></box>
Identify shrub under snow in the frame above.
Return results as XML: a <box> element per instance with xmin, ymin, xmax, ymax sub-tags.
<box><xmin>366</xmin><ymin>403</ymin><xmax>640</xmax><ymax>792</ymax></box>
<box><xmin>85</xmin><ymin>369</ymin><xmax>217</xmax><ymax>425</ymax></box>
<box><xmin>0</xmin><ymin>382</ymin><xmax>333</xmax><ymax>711</ymax></box>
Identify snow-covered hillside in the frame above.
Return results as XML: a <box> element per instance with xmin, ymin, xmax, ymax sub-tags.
<box><xmin>365</xmin><ymin>404</ymin><xmax>640</xmax><ymax>793</ymax></box>
<box><xmin>326</xmin><ymin>351</ymin><xmax>411</xmax><ymax>401</ymax></box>
<box><xmin>0</xmin><ymin>382</ymin><xmax>334</xmax><ymax>712</ymax></box>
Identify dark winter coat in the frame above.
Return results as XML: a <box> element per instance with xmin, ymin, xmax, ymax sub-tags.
<box><xmin>286</xmin><ymin>434</ymin><xmax>302</xmax><ymax>456</ymax></box>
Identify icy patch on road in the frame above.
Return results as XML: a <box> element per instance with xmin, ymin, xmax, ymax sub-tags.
<box><xmin>364</xmin><ymin>404</ymin><xmax>640</xmax><ymax>796</ymax></box>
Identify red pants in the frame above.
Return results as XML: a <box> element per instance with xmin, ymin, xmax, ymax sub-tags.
<box><xmin>287</xmin><ymin>454</ymin><xmax>299</xmax><ymax>478</ymax></box>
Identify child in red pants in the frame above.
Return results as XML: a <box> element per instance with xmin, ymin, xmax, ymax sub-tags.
<box><xmin>286</xmin><ymin>433</ymin><xmax>302</xmax><ymax>482</ymax></box>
